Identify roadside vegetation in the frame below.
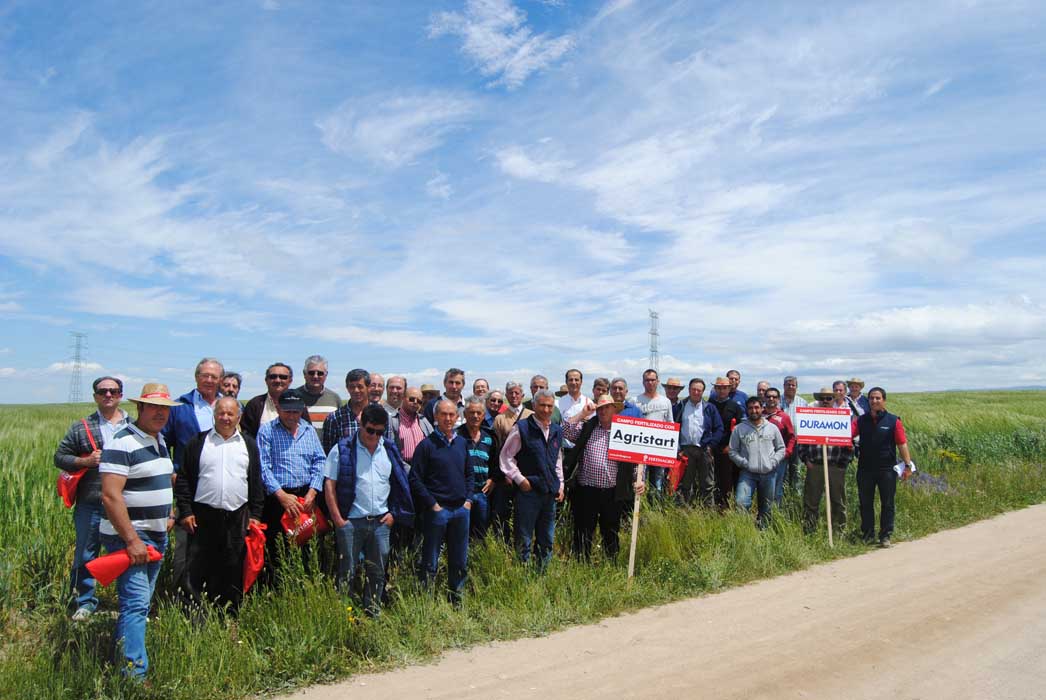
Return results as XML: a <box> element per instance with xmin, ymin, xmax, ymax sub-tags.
<box><xmin>2</xmin><ymin>392</ymin><xmax>1044</xmax><ymax>699</ymax></box>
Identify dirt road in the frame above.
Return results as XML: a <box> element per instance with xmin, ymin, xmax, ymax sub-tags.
<box><xmin>286</xmin><ymin>504</ymin><xmax>1046</xmax><ymax>700</ymax></box>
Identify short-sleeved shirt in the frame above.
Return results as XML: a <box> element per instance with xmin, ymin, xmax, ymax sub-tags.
<box><xmin>635</xmin><ymin>393</ymin><xmax>674</xmax><ymax>423</ymax></box>
<box><xmin>99</xmin><ymin>422</ymin><xmax>174</xmax><ymax>540</ymax></box>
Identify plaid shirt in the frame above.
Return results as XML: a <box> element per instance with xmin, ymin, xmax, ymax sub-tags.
<box><xmin>797</xmin><ymin>441</ymin><xmax>854</xmax><ymax>466</ymax></box>
<box><xmin>257</xmin><ymin>418</ymin><xmax>326</xmax><ymax>495</ymax></box>
<box><xmin>562</xmin><ymin>420</ymin><xmax>618</xmax><ymax>489</ymax></box>
<box><xmin>321</xmin><ymin>403</ymin><xmax>396</xmax><ymax>455</ymax></box>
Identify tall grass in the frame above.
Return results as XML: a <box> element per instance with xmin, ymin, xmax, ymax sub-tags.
<box><xmin>2</xmin><ymin>392</ymin><xmax>1045</xmax><ymax>699</ymax></box>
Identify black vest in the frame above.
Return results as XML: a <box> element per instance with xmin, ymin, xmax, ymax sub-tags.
<box><xmin>857</xmin><ymin>411</ymin><xmax>899</xmax><ymax>471</ymax></box>
<box><xmin>515</xmin><ymin>416</ymin><xmax>562</xmax><ymax>494</ymax></box>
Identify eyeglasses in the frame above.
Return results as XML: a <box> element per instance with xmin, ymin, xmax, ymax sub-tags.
<box><xmin>405</xmin><ymin>397</ymin><xmax>420</xmax><ymax>403</ymax></box>
<box><xmin>488</xmin><ymin>398</ymin><xmax>504</xmax><ymax>404</ymax></box>
<box><xmin>363</xmin><ymin>426</ymin><xmax>384</xmax><ymax>436</ymax></box>
<box><xmin>95</xmin><ymin>388</ymin><xmax>121</xmax><ymax>396</ymax></box>
<box><xmin>267</xmin><ymin>374</ymin><xmax>290</xmax><ymax>381</ymax></box>
<box><xmin>306</xmin><ymin>370</ymin><xmax>327</xmax><ymax>377</ymax></box>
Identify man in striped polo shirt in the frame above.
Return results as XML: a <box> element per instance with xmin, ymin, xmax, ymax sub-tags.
<box><xmin>99</xmin><ymin>383</ymin><xmax>183</xmax><ymax>680</ymax></box>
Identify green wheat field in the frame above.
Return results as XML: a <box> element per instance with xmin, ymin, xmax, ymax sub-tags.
<box><xmin>2</xmin><ymin>392</ymin><xmax>1045</xmax><ymax>699</ymax></box>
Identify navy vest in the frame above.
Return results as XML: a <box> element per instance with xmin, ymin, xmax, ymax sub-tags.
<box><xmin>857</xmin><ymin>411</ymin><xmax>899</xmax><ymax>471</ymax></box>
<box><xmin>516</xmin><ymin>416</ymin><xmax>562</xmax><ymax>494</ymax></box>
<box><xmin>335</xmin><ymin>435</ymin><xmax>413</xmax><ymax>525</ymax></box>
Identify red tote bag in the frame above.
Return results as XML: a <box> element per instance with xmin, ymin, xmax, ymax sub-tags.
<box><xmin>242</xmin><ymin>521</ymin><xmax>267</xmax><ymax>593</ymax></box>
<box><xmin>280</xmin><ymin>497</ymin><xmax>330</xmax><ymax>546</ymax></box>
<box><xmin>56</xmin><ymin>419</ymin><xmax>95</xmax><ymax>508</ymax></box>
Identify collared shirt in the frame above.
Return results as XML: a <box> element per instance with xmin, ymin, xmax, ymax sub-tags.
<box><xmin>680</xmin><ymin>400</ymin><xmax>706</xmax><ymax>446</ymax></box>
<box><xmin>99</xmin><ymin>422</ymin><xmax>173</xmax><ymax>539</ymax></box>
<box><xmin>189</xmin><ymin>388</ymin><xmax>217</xmax><ymax>433</ymax></box>
<box><xmin>398</xmin><ymin>410</ymin><xmax>427</xmax><ymax>462</ymax></box>
<box><xmin>499</xmin><ymin>420</ymin><xmax>565</xmax><ymax>486</ymax></box>
<box><xmin>558</xmin><ymin>393</ymin><xmax>590</xmax><ymax>421</ymax></box>
<box><xmin>95</xmin><ymin>408</ymin><xmax>131</xmax><ymax>447</ymax></box>
<box><xmin>257</xmin><ymin>418</ymin><xmax>325</xmax><ymax>495</ymax></box>
<box><xmin>260</xmin><ymin>394</ymin><xmax>280</xmax><ymax>428</ymax></box>
<box><xmin>457</xmin><ymin>424</ymin><xmax>496</xmax><ymax>490</ymax></box>
<box><xmin>441</xmin><ymin>393</ymin><xmax>466</xmax><ymax>428</ymax></box>
<box><xmin>505</xmin><ymin>403</ymin><xmax>523</xmax><ymax>417</ymax></box>
<box><xmin>324</xmin><ymin>440</ymin><xmax>392</xmax><ymax>517</ymax></box>
<box><xmin>562</xmin><ymin>419</ymin><xmax>618</xmax><ymax>489</ymax></box>
<box><xmin>195</xmin><ymin>429</ymin><xmax>250</xmax><ymax>511</ymax></box>
<box><xmin>780</xmin><ymin>394</ymin><xmax>807</xmax><ymax>427</ymax></box>
<box><xmin>321</xmin><ymin>403</ymin><xmax>396</xmax><ymax>455</ymax></box>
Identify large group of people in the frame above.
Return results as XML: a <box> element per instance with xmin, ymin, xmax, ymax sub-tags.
<box><xmin>53</xmin><ymin>357</ymin><xmax>914</xmax><ymax>680</ymax></box>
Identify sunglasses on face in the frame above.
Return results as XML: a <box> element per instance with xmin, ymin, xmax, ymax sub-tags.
<box><xmin>267</xmin><ymin>374</ymin><xmax>290</xmax><ymax>381</ymax></box>
<box><xmin>363</xmin><ymin>426</ymin><xmax>385</xmax><ymax>436</ymax></box>
<box><xmin>488</xmin><ymin>398</ymin><xmax>504</xmax><ymax>404</ymax></box>
<box><xmin>306</xmin><ymin>370</ymin><xmax>326</xmax><ymax>377</ymax></box>
<box><xmin>95</xmin><ymin>388</ymin><xmax>121</xmax><ymax>396</ymax></box>
<box><xmin>405</xmin><ymin>397</ymin><xmax>420</xmax><ymax>403</ymax></box>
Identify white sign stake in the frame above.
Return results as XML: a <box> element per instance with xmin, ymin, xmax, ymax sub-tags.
<box><xmin>822</xmin><ymin>445</ymin><xmax>834</xmax><ymax>549</ymax></box>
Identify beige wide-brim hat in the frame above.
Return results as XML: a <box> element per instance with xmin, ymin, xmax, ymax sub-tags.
<box><xmin>713</xmin><ymin>376</ymin><xmax>731</xmax><ymax>388</ymax></box>
<box><xmin>420</xmin><ymin>383</ymin><xmax>437</xmax><ymax>393</ymax></box>
<box><xmin>812</xmin><ymin>386</ymin><xmax>835</xmax><ymax>402</ymax></box>
<box><xmin>662</xmin><ymin>377</ymin><xmax>684</xmax><ymax>390</ymax></box>
<box><xmin>555</xmin><ymin>384</ymin><xmax>569</xmax><ymax>397</ymax></box>
<box><xmin>593</xmin><ymin>394</ymin><xmax>623</xmax><ymax>413</ymax></box>
<box><xmin>847</xmin><ymin>377</ymin><xmax>865</xmax><ymax>388</ymax></box>
<box><xmin>128</xmin><ymin>383</ymin><xmax>184</xmax><ymax>407</ymax></box>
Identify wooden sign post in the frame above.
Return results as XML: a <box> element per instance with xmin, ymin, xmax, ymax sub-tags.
<box><xmin>606</xmin><ymin>415</ymin><xmax>680</xmax><ymax>582</ymax></box>
<box><xmin>794</xmin><ymin>406</ymin><xmax>852</xmax><ymax>549</ymax></box>
<box><xmin>627</xmin><ymin>460</ymin><xmax>647</xmax><ymax>584</ymax></box>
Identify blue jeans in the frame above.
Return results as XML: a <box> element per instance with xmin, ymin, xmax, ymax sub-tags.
<box><xmin>101</xmin><ymin>532</ymin><xmax>166</xmax><ymax>679</ymax></box>
<box><xmin>735</xmin><ymin>470</ymin><xmax>775</xmax><ymax>528</ymax></box>
<box><xmin>514</xmin><ymin>489</ymin><xmax>557</xmax><ymax>571</ymax></box>
<box><xmin>468</xmin><ymin>491</ymin><xmax>490</xmax><ymax>539</ymax></box>
<box><xmin>419</xmin><ymin>505</ymin><xmax>470</xmax><ymax>602</ymax></box>
<box><xmin>70</xmin><ymin>499</ymin><xmax>104</xmax><ymax>612</ymax></box>
<box><xmin>334</xmin><ymin>517</ymin><xmax>391</xmax><ymax>614</ymax></box>
<box><xmin>774</xmin><ymin>458</ymin><xmax>789</xmax><ymax>505</ymax></box>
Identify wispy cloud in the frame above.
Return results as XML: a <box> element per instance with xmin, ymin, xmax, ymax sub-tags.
<box><xmin>316</xmin><ymin>93</ymin><xmax>477</xmax><ymax>167</ymax></box>
<box><xmin>430</xmin><ymin>0</ymin><xmax>575</xmax><ymax>89</ymax></box>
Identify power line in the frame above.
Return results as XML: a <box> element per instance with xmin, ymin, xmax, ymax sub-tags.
<box><xmin>648</xmin><ymin>309</ymin><xmax>659</xmax><ymax>373</ymax></box>
<box><xmin>68</xmin><ymin>332</ymin><xmax>87</xmax><ymax>403</ymax></box>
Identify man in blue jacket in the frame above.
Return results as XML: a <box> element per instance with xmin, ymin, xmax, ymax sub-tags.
<box><xmin>324</xmin><ymin>403</ymin><xmax>413</xmax><ymax>616</ymax></box>
<box><xmin>163</xmin><ymin>357</ymin><xmax>224</xmax><ymax>596</ymax></box>
<box><xmin>410</xmin><ymin>399</ymin><xmax>473</xmax><ymax>604</ymax></box>
<box><xmin>673</xmin><ymin>378</ymin><xmax>724</xmax><ymax>507</ymax></box>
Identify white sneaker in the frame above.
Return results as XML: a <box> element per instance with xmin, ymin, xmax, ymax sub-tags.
<box><xmin>71</xmin><ymin>607</ymin><xmax>92</xmax><ymax>621</ymax></box>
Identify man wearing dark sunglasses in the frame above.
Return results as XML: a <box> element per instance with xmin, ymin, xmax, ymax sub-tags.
<box><xmin>324</xmin><ymin>403</ymin><xmax>413</xmax><ymax>616</ymax></box>
<box><xmin>296</xmin><ymin>355</ymin><xmax>341</xmax><ymax>432</ymax></box>
<box><xmin>241</xmin><ymin>362</ymin><xmax>295</xmax><ymax>437</ymax></box>
<box><xmin>54</xmin><ymin>375</ymin><xmax>131</xmax><ymax>621</ymax></box>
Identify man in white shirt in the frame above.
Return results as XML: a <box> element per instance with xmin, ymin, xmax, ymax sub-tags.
<box><xmin>174</xmin><ymin>397</ymin><xmax>263</xmax><ymax>613</ymax></box>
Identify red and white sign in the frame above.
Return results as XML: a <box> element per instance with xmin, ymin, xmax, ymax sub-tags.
<box><xmin>607</xmin><ymin>415</ymin><xmax>681</xmax><ymax>467</ymax></box>
<box><xmin>795</xmin><ymin>406</ymin><xmax>852</xmax><ymax>446</ymax></box>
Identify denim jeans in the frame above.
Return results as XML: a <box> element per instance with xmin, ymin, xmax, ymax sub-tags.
<box><xmin>514</xmin><ymin>489</ymin><xmax>557</xmax><ymax>571</ymax></box>
<box><xmin>100</xmin><ymin>532</ymin><xmax>166</xmax><ymax>679</ymax></box>
<box><xmin>468</xmin><ymin>491</ymin><xmax>490</xmax><ymax>539</ymax></box>
<box><xmin>419</xmin><ymin>505</ymin><xmax>470</xmax><ymax>603</ymax></box>
<box><xmin>735</xmin><ymin>470</ymin><xmax>775</xmax><ymax>528</ymax></box>
<box><xmin>773</xmin><ymin>458</ymin><xmax>789</xmax><ymax>505</ymax></box>
<box><xmin>334</xmin><ymin>517</ymin><xmax>391</xmax><ymax>614</ymax></box>
<box><xmin>646</xmin><ymin>466</ymin><xmax>670</xmax><ymax>501</ymax></box>
<box><xmin>69</xmin><ymin>499</ymin><xmax>104</xmax><ymax>612</ymax></box>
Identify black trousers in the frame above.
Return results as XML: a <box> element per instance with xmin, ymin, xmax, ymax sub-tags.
<box><xmin>488</xmin><ymin>480</ymin><xmax>515</xmax><ymax>544</ymax></box>
<box><xmin>571</xmin><ymin>485</ymin><xmax>622</xmax><ymax>560</ymax></box>
<box><xmin>857</xmin><ymin>467</ymin><xmax>897</xmax><ymax>540</ymax></box>
<box><xmin>712</xmin><ymin>448</ymin><xmax>738</xmax><ymax>510</ymax></box>
<box><xmin>679</xmin><ymin>445</ymin><xmax>714</xmax><ymax>506</ymax></box>
<box><xmin>187</xmin><ymin>502</ymin><xmax>248</xmax><ymax>611</ymax></box>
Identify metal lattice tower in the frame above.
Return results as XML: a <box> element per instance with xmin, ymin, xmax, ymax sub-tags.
<box><xmin>648</xmin><ymin>309</ymin><xmax>659</xmax><ymax>373</ymax></box>
<box><xmin>68</xmin><ymin>332</ymin><xmax>87</xmax><ymax>403</ymax></box>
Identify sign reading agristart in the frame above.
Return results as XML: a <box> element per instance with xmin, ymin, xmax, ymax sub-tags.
<box><xmin>607</xmin><ymin>415</ymin><xmax>681</xmax><ymax>467</ymax></box>
<box><xmin>795</xmin><ymin>406</ymin><xmax>852</xmax><ymax>446</ymax></box>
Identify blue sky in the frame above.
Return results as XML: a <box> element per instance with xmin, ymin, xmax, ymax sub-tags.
<box><xmin>2</xmin><ymin>0</ymin><xmax>1045</xmax><ymax>404</ymax></box>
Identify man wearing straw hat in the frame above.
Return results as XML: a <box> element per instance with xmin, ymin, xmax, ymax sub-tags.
<box><xmin>709</xmin><ymin>376</ymin><xmax>744</xmax><ymax>509</ymax></box>
<box><xmin>98</xmin><ymin>383</ymin><xmax>183</xmax><ymax>679</ymax></box>
<box><xmin>847</xmin><ymin>377</ymin><xmax>870</xmax><ymax>416</ymax></box>
<box><xmin>662</xmin><ymin>377</ymin><xmax>685</xmax><ymax>408</ymax></box>
<box><xmin>799</xmin><ymin>388</ymin><xmax>855</xmax><ymax>535</ymax></box>
<box><xmin>563</xmin><ymin>395</ymin><xmax>645</xmax><ymax>560</ymax></box>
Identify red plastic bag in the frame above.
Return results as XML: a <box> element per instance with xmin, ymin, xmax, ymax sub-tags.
<box><xmin>667</xmin><ymin>455</ymin><xmax>688</xmax><ymax>493</ymax></box>
<box><xmin>280</xmin><ymin>497</ymin><xmax>329</xmax><ymax>546</ymax></box>
<box><xmin>242</xmin><ymin>521</ymin><xmax>267</xmax><ymax>593</ymax></box>
<box><xmin>57</xmin><ymin>419</ymin><xmax>96</xmax><ymax>508</ymax></box>
<box><xmin>56</xmin><ymin>469</ymin><xmax>89</xmax><ymax>508</ymax></box>
<box><xmin>86</xmin><ymin>545</ymin><xmax>164</xmax><ymax>586</ymax></box>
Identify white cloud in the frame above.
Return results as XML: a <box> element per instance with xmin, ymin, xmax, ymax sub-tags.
<box><xmin>495</xmin><ymin>145</ymin><xmax>572</xmax><ymax>182</ymax></box>
<box><xmin>0</xmin><ymin>367</ymin><xmax>16</xmax><ymax>378</ymax></box>
<box><xmin>27</xmin><ymin>111</ymin><xmax>92</xmax><ymax>169</ymax></box>
<box><xmin>316</xmin><ymin>93</ymin><xmax>476</xmax><ymax>168</ymax></box>
<box><xmin>48</xmin><ymin>361</ymin><xmax>104</xmax><ymax>373</ymax></box>
<box><xmin>425</xmin><ymin>171</ymin><xmax>453</xmax><ymax>199</ymax></box>
<box><xmin>429</xmin><ymin>0</ymin><xmax>575</xmax><ymax>89</ymax></box>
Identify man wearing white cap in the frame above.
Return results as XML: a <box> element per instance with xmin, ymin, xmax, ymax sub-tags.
<box><xmin>99</xmin><ymin>383</ymin><xmax>183</xmax><ymax>679</ymax></box>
